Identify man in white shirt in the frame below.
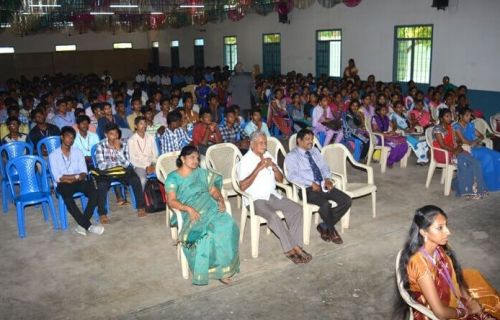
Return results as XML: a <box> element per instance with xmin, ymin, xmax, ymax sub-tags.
<box><xmin>128</xmin><ymin>116</ymin><xmax>158</xmax><ymax>190</ymax></box>
<box><xmin>236</xmin><ymin>131</ymin><xmax>311</xmax><ymax>264</ymax></box>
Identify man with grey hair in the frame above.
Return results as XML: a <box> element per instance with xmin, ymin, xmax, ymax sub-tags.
<box><xmin>228</xmin><ymin>63</ymin><xmax>255</xmax><ymax>116</ymax></box>
<box><xmin>236</xmin><ymin>131</ymin><xmax>312</xmax><ymax>264</ymax></box>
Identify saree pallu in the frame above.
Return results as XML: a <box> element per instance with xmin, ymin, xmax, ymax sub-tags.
<box><xmin>408</xmin><ymin>247</ymin><xmax>499</xmax><ymax>320</ymax></box>
<box><xmin>165</xmin><ymin>168</ymin><xmax>240</xmax><ymax>285</ymax></box>
<box><xmin>454</xmin><ymin>122</ymin><xmax>500</xmax><ymax>192</ymax></box>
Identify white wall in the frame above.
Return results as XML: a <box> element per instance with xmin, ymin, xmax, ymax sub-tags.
<box><xmin>150</xmin><ymin>0</ymin><xmax>500</xmax><ymax>91</ymax></box>
<box><xmin>0</xmin><ymin>29</ymin><xmax>149</xmax><ymax>52</ymax></box>
<box><xmin>2</xmin><ymin>0</ymin><xmax>500</xmax><ymax>91</ymax></box>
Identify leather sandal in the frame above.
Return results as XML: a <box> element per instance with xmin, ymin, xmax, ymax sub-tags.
<box><xmin>285</xmin><ymin>252</ymin><xmax>302</xmax><ymax>264</ymax></box>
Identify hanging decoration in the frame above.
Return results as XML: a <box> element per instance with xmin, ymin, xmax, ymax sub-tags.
<box><xmin>343</xmin><ymin>0</ymin><xmax>361</xmax><ymax>7</ymax></box>
<box><xmin>0</xmin><ymin>0</ymin><xmax>359</xmax><ymax>34</ymax></box>
<box><xmin>293</xmin><ymin>0</ymin><xmax>314</xmax><ymax>9</ymax></box>
<box><xmin>317</xmin><ymin>0</ymin><xmax>342</xmax><ymax>8</ymax></box>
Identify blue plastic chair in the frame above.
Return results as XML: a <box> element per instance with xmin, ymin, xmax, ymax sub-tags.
<box><xmin>0</xmin><ymin>142</ymin><xmax>33</xmax><ymax>213</ymax></box>
<box><xmin>90</xmin><ymin>143</ymin><xmax>137</xmax><ymax>211</ymax></box>
<box><xmin>6</xmin><ymin>155</ymin><xmax>59</xmax><ymax>238</ymax></box>
<box><xmin>36</xmin><ymin>136</ymin><xmax>61</xmax><ymax>185</ymax></box>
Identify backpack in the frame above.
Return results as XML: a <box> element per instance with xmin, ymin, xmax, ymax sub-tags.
<box><xmin>144</xmin><ymin>178</ymin><xmax>166</xmax><ymax>213</ymax></box>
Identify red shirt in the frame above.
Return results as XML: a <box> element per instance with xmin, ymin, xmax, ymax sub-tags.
<box><xmin>192</xmin><ymin>122</ymin><xmax>222</xmax><ymax>146</ymax></box>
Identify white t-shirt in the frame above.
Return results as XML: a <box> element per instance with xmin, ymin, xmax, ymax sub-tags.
<box><xmin>236</xmin><ymin>149</ymin><xmax>283</xmax><ymax>207</ymax></box>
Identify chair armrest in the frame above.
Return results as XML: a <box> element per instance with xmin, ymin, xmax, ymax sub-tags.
<box><xmin>330</xmin><ymin>171</ymin><xmax>347</xmax><ymax>190</ymax></box>
<box><xmin>276</xmin><ymin>181</ymin><xmax>293</xmax><ymax>199</ymax></box>
<box><xmin>432</xmin><ymin>146</ymin><xmax>451</xmax><ymax>164</ymax></box>
<box><xmin>171</xmin><ymin>207</ymin><xmax>184</xmax><ymax>234</ymax></box>
<box><xmin>372</xmin><ymin>132</ymin><xmax>385</xmax><ymax>146</ymax></box>
<box><xmin>349</xmin><ymin>161</ymin><xmax>374</xmax><ymax>184</ymax></box>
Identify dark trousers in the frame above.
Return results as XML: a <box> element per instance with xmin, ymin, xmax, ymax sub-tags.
<box><xmin>305</xmin><ymin>187</ymin><xmax>352</xmax><ymax>229</ymax></box>
<box><xmin>96</xmin><ymin>170</ymin><xmax>145</xmax><ymax>215</ymax></box>
<box><xmin>57</xmin><ymin>181</ymin><xmax>98</xmax><ymax>230</ymax></box>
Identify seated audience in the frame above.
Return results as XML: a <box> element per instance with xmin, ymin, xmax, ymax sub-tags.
<box><xmin>399</xmin><ymin>205</ymin><xmax>499</xmax><ymax>320</ymax></box>
<box><xmin>114</xmin><ymin>100</ymin><xmax>130</xmax><ymax>129</ymax></box>
<box><xmin>141</xmin><ymin>106</ymin><xmax>162</xmax><ymax>137</ymax></box>
<box><xmin>160</xmin><ymin>110</ymin><xmax>191</xmax><ymax>154</ymax></box>
<box><xmin>73</xmin><ymin>115</ymin><xmax>100</xmax><ymax>167</ymax></box>
<box><xmin>97</xmin><ymin>102</ymin><xmax>117</xmax><ymax>140</ymax></box>
<box><xmin>287</xmin><ymin>93</ymin><xmax>311</xmax><ymax>131</ymax></box>
<box><xmin>127</xmin><ymin>97</ymin><xmax>143</xmax><ymax>131</ymax></box>
<box><xmin>312</xmin><ymin>94</ymin><xmax>343</xmax><ymax>145</ymax></box>
<box><xmin>128</xmin><ymin>116</ymin><xmax>158</xmax><ymax>190</ymax></box>
<box><xmin>49</xmin><ymin>126</ymin><xmax>103</xmax><ymax>236</ymax></box>
<box><xmin>153</xmin><ymin>98</ymin><xmax>170</xmax><ymax>127</ymax></box>
<box><xmin>0</xmin><ymin>105</ymin><xmax>29</xmax><ymax>138</ymax></box>
<box><xmin>409</xmin><ymin>99</ymin><xmax>434</xmax><ymax>129</ymax></box>
<box><xmin>285</xmin><ymin>129</ymin><xmax>351</xmax><ymax>244</ymax></box>
<box><xmin>433</xmin><ymin>109</ymin><xmax>486</xmax><ymax>199</ymax></box>
<box><xmin>95</xmin><ymin>123</ymin><xmax>146</xmax><ymax>221</ymax></box>
<box><xmin>218</xmin><ymin>107</ymin><xmax>250</xmax><ymax>152</ymax></box>
<box><xmin>244</xmin><ymin>108</ymin><xmax>271</xmax><ymax>137</ymax></box>
<box><xmin>371</xmin><ymin>104</ymin><xmax>409</xmax><ymax>167</ymax></box>
<box><xmin>391</xmin><ymin>101</ymin><xmax>429</xmax><ymax>165</ymax></box>
<box><xmin>52</xmin><ymin>99</ymin><xmax>76</xmax><ymax>129</ymax></box>
<box><xmin>183</xmin><ymin>95</ymin><xmax>199</xmax><ymax>134</ymax></box>
<box><xmin>267</xmin><ymin>89</ymin><xmax>292</xmax><ymax>138</ymax></box>
<box><xmin>237</xmin><ymin>131</ymin><xmax>312</xmax><ymax>264</ymax></box>
<box><xmin>28</xmin><ymin>108</ymin><xmax>60</xmax><ymax>154</ymax></box>
<box><xmin>1</xmin><ymin>117</ymin><xmax>28</xmax><ymax>144</ymax></box>
<box><xmin>165</xmin><ymin>146</ymin><xmax>239</xmax><ymax>286</ymax></box>
<box><xmin>191</xmin><ymin>109</ymin><xmax>223</xmax><ymax>155</ymax></box>
<box><xmin>453</xmin><ymin>108</ymin><xmax>500</xmax><ymax>192</ymax></box>
<box><xmin>343</xmin><ymin>100</ymin><xmax>370</xmax><ymax>161</ymax></box>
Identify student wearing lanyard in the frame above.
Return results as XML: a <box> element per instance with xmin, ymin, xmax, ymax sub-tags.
<box><xmin>48</xmin><ymin>126</ymin><xmax>104</xmax><ymax>236</ymax></box>
<box><xmin>28</xmin><ymin>108</ymin><xmax>60</xmax><ymax>155</ymax></box>
<box><xmin>128</xmin><ymin>116</ymin><xmax>157</xmax><ymax>190</ymax></box>
<box><xmin>73</xmin><ymin>115</ymin><xmax>100</xmax><ymax>168</ymax></box>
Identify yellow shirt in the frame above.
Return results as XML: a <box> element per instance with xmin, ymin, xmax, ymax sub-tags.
<box><xmin>0</xmin><ymin>123</ymin><xmax>29</xmax><ymax>140</ymax></box>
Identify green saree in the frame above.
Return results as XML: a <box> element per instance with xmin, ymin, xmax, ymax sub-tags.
<box><xmin>165</xmin><ymin>168</ymin><xmax>240</xmax><ymax>285</ymax></box>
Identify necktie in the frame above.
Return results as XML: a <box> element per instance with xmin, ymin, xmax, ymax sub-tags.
<box><xmin>305</xmin><ymin>150</ymin><xmax>323</xmax><ymax>183</ymax></box>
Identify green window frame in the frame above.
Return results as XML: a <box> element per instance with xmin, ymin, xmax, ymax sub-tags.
<box><xmin>393</xmin><ymin>25</ymin><xmax>433</xmax><ymax>84</ymax></box>
<box><xmin>262</xmin><ymin>33</ymin><xmax>281</xmax><ymax>76</ymax></box>
<box><xmin>223</xmin><ymin>36</ymin><xmax>238</xmax><ymax>71</ymax></box>
<box><xmin>316</xmin><ymin>29</ymin><xmax>342</xmax><ymax>78</ymax></box>
<box><xmin>194</xmin><ymin>38</ymin><xmax>204</xmax><ymax>68</ymax></box>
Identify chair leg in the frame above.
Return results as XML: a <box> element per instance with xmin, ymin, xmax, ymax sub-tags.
<box><xmin>179</xmin><ymin>246</ymin><xmax>189</xmax><ymax>280</ymax></box>
<box><xmin>250</xmin><ymin>216</ymin><xmax>260</xmax><ymax>258</ymax></box>
<box><xmin>58</xmin><ymin>195</ymin><xmax>68</xmax><ymax>230</ymax></box>
<box><xmin>128</xmin><ymin>185</ymin><xmax>137</xmax><ymax>209</ymax></box>
<box><xmin>371</xmin><ymin>191</ymin><xmax>377</xmax><ymax>218</ymax></box>
<box><xmin>425</xmin><ymin>161</ymin><xmax>436</xmax><ymax>189</ymax></box>
<box><xmin>41</xmin><ymin>202</ymin><xmax>49</xmax><ymax>222</ymax></box>
<box><xmin>47</xmin><ymin>198</ymin><xmax>59</xmax><ymax>230</ymax></box>
<box><xmin>380</xmin><ymin>148</ymin><xmax>389</xmax><ymax>173</ymax></box>
<box><xmin>341</xmin><ymin>208</ymin><xmax>351</xmax><ymax>232</ymax></box>
<box><xmin>239</xmin><ymin>207</ymin><xmax>247</xmax><ymax>243</ymax></box>
<box><xmin>16</xmin><ymin>203</ymin><xmax>26</xmax><ymax>238</ymax></box>
<box><xmin>237</xmin><ymin>195</ymin><xmax>241</xmax><ymax>209</ymax></box>
<box><xmin>444</xmin><ymin>166</ymin><xmax>454</xmax><ymax>196</ymax></box>
<box><xmin>366</xmin><ymin>142</ymin><xmax>374</xmax><ymax>165</ymax></box>
<box><xmin>400</xmin><ymin>147</ymin><xmax>411</xmax><ymax>168</ymax></box>
<box><xmin>314</xmin><ymin>212</ymin><xmax>320</xmax><ymax>225</ymax></box>
<box><xmin>2</xmin><ymin>182</ymin><xmax>9</xmax><ymax>213</ymax></box>
<box><xmin>303</xmin><ymin>207</ymin><xmax>312</xmax><ymax>245</ymax></box>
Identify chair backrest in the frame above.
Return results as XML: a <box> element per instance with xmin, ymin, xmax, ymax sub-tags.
<box><xmin>364</xmin><ymin>115</ymin><xmax>374</xmax><ymax>133</ymax></box>
<box><xmin>424</xmin><ymin>126</ymin><xmax>437</xmax><ymax>162</ymax></box>
<box><xmin>490</xmin><ymin>114</ymin><xmax>500</xmax><ymax>133</ymax></box>
<box><xmin>230</xmin><ymin>162</ymin><xmax>245</xmax><ymax>195</ymax></box>
<box><xmin>395</xmin><ymin>250</ymin><xmax>439</xmax><ymax>320</ymax></box>
<box><xmin>6</xmin><ymin>155</ymin><xmax>50</xmax><ymax>196</ymax></box>
<box><xmin>155</xmin><ymin>151</ymin><xmax>181</xmax><ymax>183</ymax></box>
<box><xmin>472</xmin><ymin>118</ymin><xmax>492</xmax><ymax>136</ymax></box>
<box><xmin>0</xmin><ymin>141</ymin><xmax>33</xmax><ymax>177</ymax></box>
<box><xmin>321</xmin><ymin>144</ymin><xmax>350</xmax><ymax>184</ymax></box>
<box><xmin>90</xmin><ymin>143</ymin><xmax>99</xmax><ymax>168</ymax></box>
<box><xmin>37</xmin><ymin>136</ymin><xmax>61</xmax><ymax>157</ymax></box>
<box><xmin>266</xmin><ymin>136</ymin><xmax>287</xmax><ymax>161</ymax></box>
<box><xmin>205</xmin><ymin>143</ymin><xmax>242</xmax><ymax>183</ymax></box>
<box><xmin>288</xmin><ymin>133</ymin><xmax>322</xmax><ymax>151</ymax></box>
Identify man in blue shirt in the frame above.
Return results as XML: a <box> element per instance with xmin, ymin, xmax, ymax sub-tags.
<box><xmin>49</xmin><ymin>126</ymin><xmax>104</xmax><ymax>236</ymax></box>
<box><xmin>284</xmin><ymin>128</ymin><xmax>351</xmax><ymax>244</ymax></box>
<box><xmin>52</xmin><ymin>99</ymin><xmax>76</xmax><ymax>129</ymax></box>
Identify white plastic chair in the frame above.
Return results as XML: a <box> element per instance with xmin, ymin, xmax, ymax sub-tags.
<box><xmin>424</xmin><ymin>127</ymin><xmax>456</xmax><ymax>196</ymax></box>
<box><xmin>321</xmin><ymin>144</ymin><xmax>377</xmax><ymax>230</ymax></box>
<box><xmin>472</xmin><ymin>118</ymin><xmax>495</xmax><ymax>149</ymax></box>
<box><xmin>289</xmin><ymin>133</ymin><xmax>322</xmax><ymax>152</ymax></box>
<box><xmin>267</xmin><ymin>136</ymin><xmax>287</xmax><ymax>162</ymax></box>
<box><xmin>396</xmin><ymin>250</ymin><xmax>439</xmax><ymax>320</ymax></box>
<box><xmin>206</xmin><ymin>143</ymin><xmax>243</xmax><ymax>208</ymax></box>
<box><xmin>232</xmin><ymin>165</ymin><xmax>293</xmax><ymax>258</ymax></box>
<box><xmin>490</xmin><ymin>114</ymin><xmax>500</xmax><ymax>136</ymax></box>
<box><xmin>365</xmin><ymin>116</ymin><xmax>411</xmax><ymax>173</ymax></box>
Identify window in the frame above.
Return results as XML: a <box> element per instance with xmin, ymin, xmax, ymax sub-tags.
<box><xmin>316</xmin><ymin>29</ymin><xmax>342</xmax><ymax>78</ymax></box>
<box><xmin>152</xmin><ymin>41</ymin><xmax>159</xmax><ymax>48</ymax></box>
<box><xmin>171</xmin><ymin>40</ymin><xmax>180</xmax><ymax>68</ymax></box>
<box><xmin>0</xmin><ymin>47</ymin><xmax>15</xmax><ymax>54</ymax></box>
<box><xmin>393</xmin><ymin>25</ymin><xmax>433</xmax><ymax>84</ymax></box>
<box><xmin>262</xmin><ymin>33</ymin><xmax>281</xmax><ymax>76</ymax></box>
<box><xmin>194</xmin><ymin>38</ymin><xmax>204</xmax><ymax>68</ymax></box>
<box><xmin>113</xmin><ymin>42</ymin><xmax>132</xmax><ymax>49</ymax></box>
<box><xmin>223</xmin><ymin>36</ymin><xmax>237</xmax><ymax>70</ymax></box>
<box><xmin>55</xmin><ymin>45</ymin><xmax>76</xmax><ymax>52</ymax></box>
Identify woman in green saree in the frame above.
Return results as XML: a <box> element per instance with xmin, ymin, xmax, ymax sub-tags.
<box><xmin>165</xmin><ymin>146</ymin><xmax>240</xmax><ymax>285</ymax></box>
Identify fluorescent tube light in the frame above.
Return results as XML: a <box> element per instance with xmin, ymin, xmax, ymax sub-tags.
<box><xmin>179</xmin><ymin>4</ymin><xmax>204</xmax><ymax>8</ymax></box>
<box><xmin>29</xmin><ymin>4</ymin><xmax>61</xmax><ymax>7</ymax></box>
<box><xmin>90</xmin><ymin>12</ymin><xmax>115</xmax><ymax>15</ymax></box>
<box><xmin>109</xmin><ymin>4</ymin><xmax>138</xmax><ymax>8</ymax></box>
